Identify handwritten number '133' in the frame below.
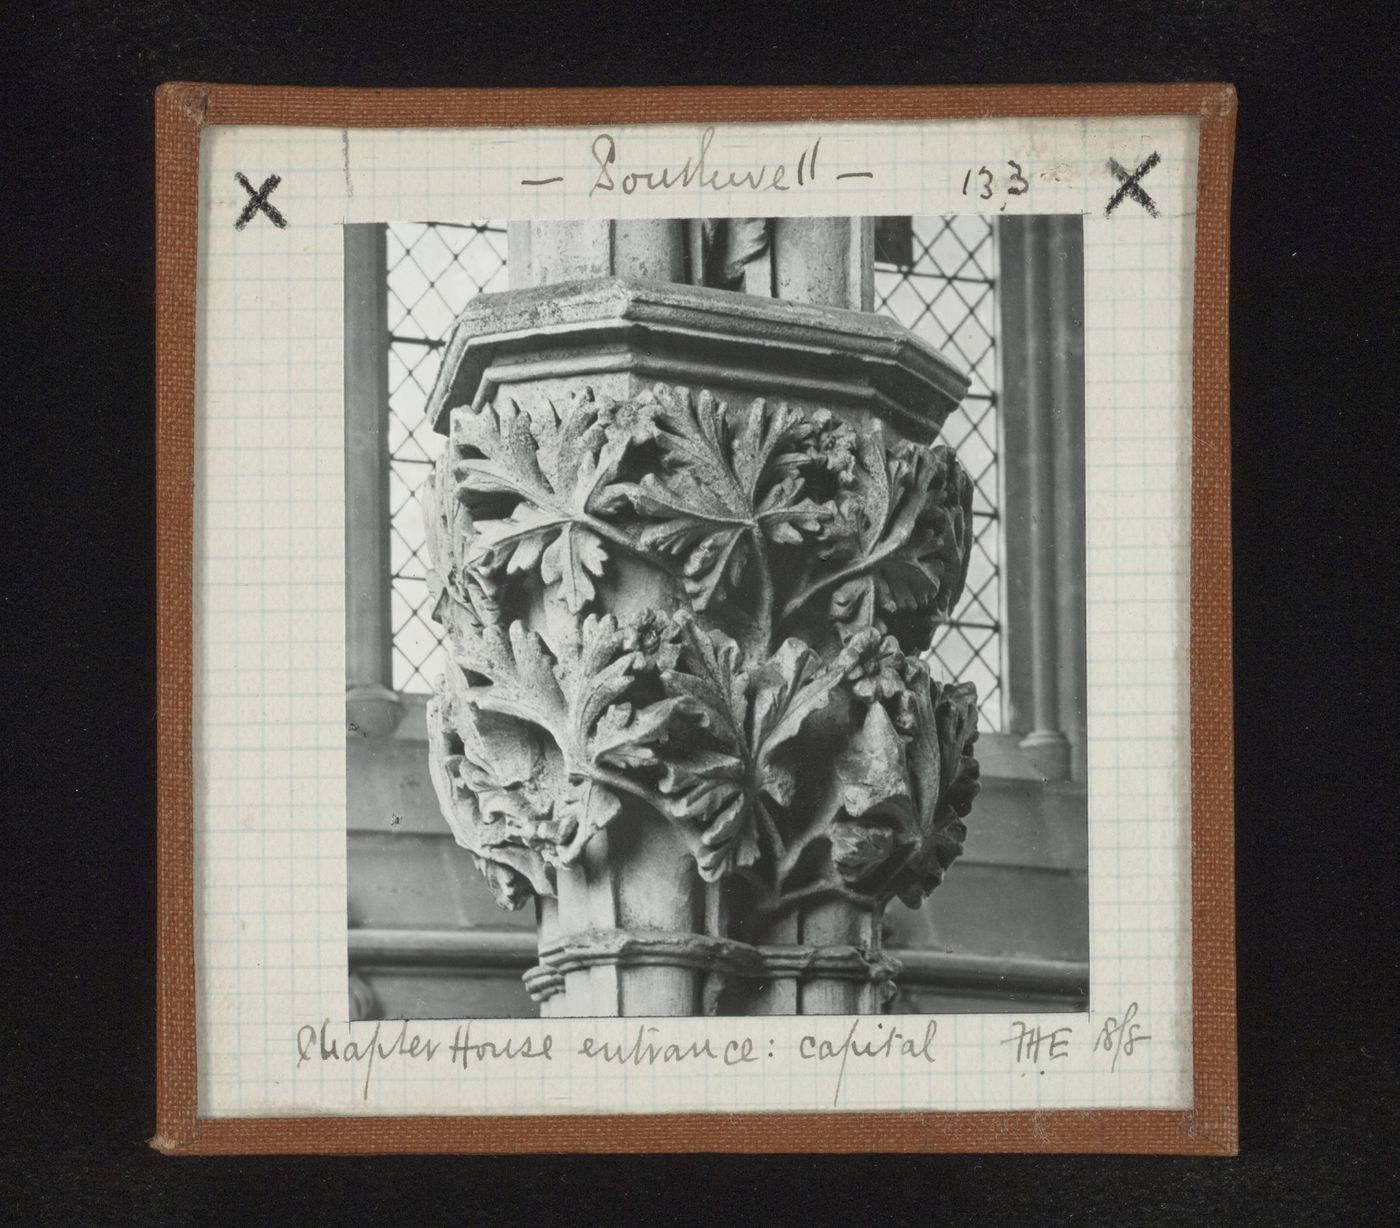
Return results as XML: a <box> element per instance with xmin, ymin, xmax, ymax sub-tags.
<box><xmin>962</xmin><ymin>161</ymin><xmax>1029</xmax><ymax>200</ymax></box>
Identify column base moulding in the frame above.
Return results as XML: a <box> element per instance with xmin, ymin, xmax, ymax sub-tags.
<box><xmin>522</xmin><ymin>927</ymin><xmax>901</xmax><ymax>1006</ymax></box>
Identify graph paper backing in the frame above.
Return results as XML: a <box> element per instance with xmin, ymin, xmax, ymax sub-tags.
<box><xmin>192</xmin><ymin>116</ymin><xmax>1198</xmax><ymax>1118</ymax></box>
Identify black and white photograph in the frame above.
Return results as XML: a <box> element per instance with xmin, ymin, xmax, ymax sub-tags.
<box><xmin>344</xmin><ymin>214</ymin><xmax>1088</xmax><ymax>1020</ymax></box>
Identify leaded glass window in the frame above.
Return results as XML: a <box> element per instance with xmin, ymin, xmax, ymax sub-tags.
<box><xmin>875</xmin><ymin>216</ymin><xmax>1003</xmax><ymax>730</ymax></box>
<box><xmin>384</xmin><ymin>222</ymin><xmax>508</xmax><ymax>693</ymax></box>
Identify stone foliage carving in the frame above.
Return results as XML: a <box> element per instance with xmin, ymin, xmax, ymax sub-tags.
<box><xmin>424</xmin><ymin>383</ymin><xmax>980</xmax><ymax>915</ymax></box>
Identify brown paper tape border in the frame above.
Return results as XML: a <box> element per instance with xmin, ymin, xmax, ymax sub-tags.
<box><xmin>155</xmin><ymin>83</ymin><xmax>1236</xmax><ymax>1155</ymax></box>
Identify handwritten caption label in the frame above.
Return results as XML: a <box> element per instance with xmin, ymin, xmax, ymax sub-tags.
<box><xmin>296</xmin><ymin>1017</ymin><xmax>935</xmax><ymax>1106</ymax></box>
<box><xmin>1000</xmin><ymin>1003</ymin><xmax>1152</xmax><ymax>1075</ymax></box>
<box><xmin>514</xmin><ymin>128</ymin><xmax>882</xmax><ymax>195</ymax></box>
<box><xmin>294</xmin><ymin>1007</ymin><xmax>1147</xmax><ymax>1104</ymax></box>
<box><xmin>1094</xmin><ymin>1001</ymin><xmax>1152</xmax><ymax>1071</ymax></box>
<box><xmin>590</xmin><ymin>128</ymin><xmax>841</xmax><ymax>196</ymax></box>
<box><xmin>1001</xmin><ymin>1019</ymin><xmax>1073</xmax><ymax>1069</ymax></box>
<box><xmin>505</xmin><ymin>128</ymin><xmax>1059</xmax><ymax>207</ymax></box>
<box><xmin>800</xmin><ymin>1019</ymin><xmax>938</xmax><ymax>1106</ymax></box>
<box><xmin>960</xmin><ymin>160</ymin><xmax>1030</xmax><ymax>211</ymax></box>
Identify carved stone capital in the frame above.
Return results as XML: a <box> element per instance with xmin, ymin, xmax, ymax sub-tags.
<box><xmin>423</xmin><ymin>279</ymin><xmax>981</xmax><ymax>1015</ymax></box>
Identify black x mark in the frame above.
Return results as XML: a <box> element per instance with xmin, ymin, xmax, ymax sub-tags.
<box><xmin>234</xmin><ymin>172</ymin><xmax>287</xmax><ymax>230</ymax></box>
<box><xmin>1105</xmin><ymin>152</ymin><xmax>1161</xmax><ymax>218</ymax></box>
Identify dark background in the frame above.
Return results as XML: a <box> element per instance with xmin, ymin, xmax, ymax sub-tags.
<box><xmin>2</xmin><ymin>1</ymin><xmax>1394</xmax><ymax>1222</ymax></box>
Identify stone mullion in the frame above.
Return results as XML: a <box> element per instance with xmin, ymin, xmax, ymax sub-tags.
<box><xmin>999</xmin><ymin>216</ymin><xmax>1082</xmax><ymax>782</ymax></box>
<box><xmin>1046</xmin><ymin>216</ymin><xmax>1088</xmax><ymax>782</ymax></box>
<box><xmin>343</xmin><ymin>222</ymin><xmax>401</xmax><ymax>736</ymax></box>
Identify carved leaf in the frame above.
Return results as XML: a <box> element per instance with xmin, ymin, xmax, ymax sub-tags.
<box><xmin>748</xmin><ymin>637</ymin><xmax>847</xmax><ymax>808</ymax></box>
<box><xmin>451</xmin><ymin>390</ymin><xmax>636</xmax><ymax>613</ymax></box>
<box><xmin>656</xmin><ymin>613</ymin><xmax>845</xmax><ymax>880</ymax></box>
<box><xmin>654</xmin><ymin>609</ymin><xmax>749</xmax><ymax>744</ymax></box>
<box><xmin>626</xmin><ymin>386</ymin><xmax>832</xmax><ymax>611</ymax></box>
<box><xmin>432</xmin><ymin>611</ymin><xmax>694</xmax><ymax>894</ymax></box>
<box><xmin>449</xmin><ymin>620</ymin><xmax>569</xmax><ymax>741</ymax></box>
<box><xmin>890</xmin><ymin>665</ymin><xmax>981</xmax><ymax>906</ymax></box>
<box><xmin>590</xmin><ymin>701</ymin><xmax>681</xmax><ymax>771</ymax></box>
<box><xmin>653</xmin><ymin>616</ymin><xmax>752</xmax><ymax>876</ymax></box>
<box><xmin>822</xmin><ymin>437</ymin><xmax>974</xmax><ymax>652</ymax></box>
<box><xmin>425</xmin><ymin>689</ymin><xmax>557</xmax><ymax>910</ymax></box>
<box><xmin>551</xmin><ymin>614</ymin><xmax>689</xmax><ymax>855</ymax></box>
<box><xmin>423</xmin><ymin>452</ymin><xmax>502</xmax><ymax>634</ymax></box>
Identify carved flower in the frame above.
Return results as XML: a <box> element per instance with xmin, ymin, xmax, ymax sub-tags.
<box><xmin>622</xmin><ymin>608</ymin><xmax>680</xmax><ymax>673</ymax></box>
<box><xmin>890</xmin><ymin>690</ymin><xmax>918</xmax><ymax>737</ymax></box>
<box><xmin>807</xmin><ymin>409</ymin><xmax>859</xmax><ymax>487</ymax></box>
<box><xmin>579</xmin><ymin>391</ymin><xmax>659</xmax><ymax>451</ymax></box>
<box><xmin>841</xmin><ymin>628</ymin><xmax>908</xmax><ymax>703</ymax></box>
<box><xmin>884</xmin><ymin>653</ymin><xmax>932</xmax><ymax>736</ymax></box>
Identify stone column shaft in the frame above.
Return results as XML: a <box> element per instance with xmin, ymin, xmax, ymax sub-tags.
<box><xmin>1000</xmin><ymin>216</ymin><xmax>1086</xmax><ymax>782</ymax></box>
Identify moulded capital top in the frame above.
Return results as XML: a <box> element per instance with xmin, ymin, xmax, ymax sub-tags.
<box><xmin>426</xmin><ymin>276</ymin><xmax>970</xmax><ymax>444</ymax></box>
